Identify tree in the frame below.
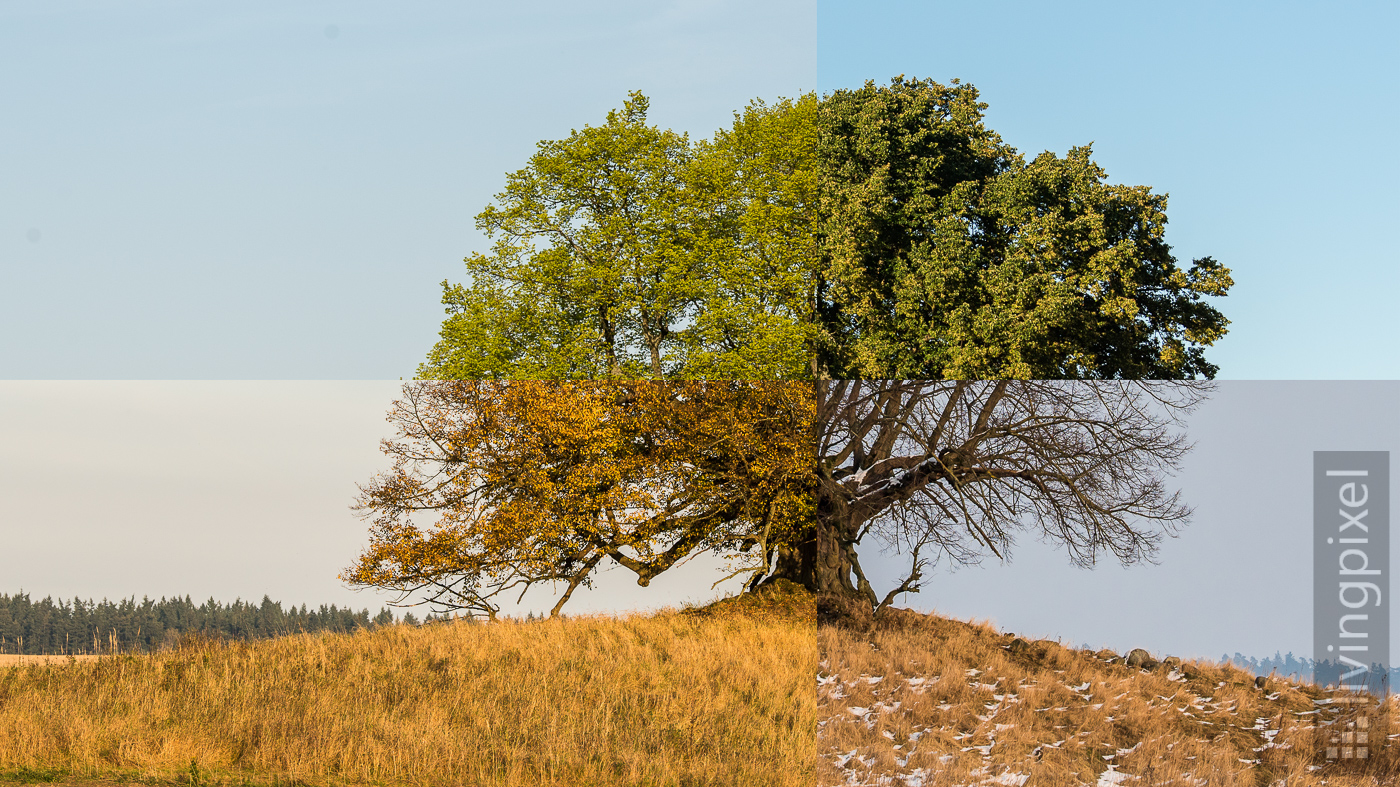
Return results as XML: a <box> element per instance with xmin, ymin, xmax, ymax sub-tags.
<box><xmin>342</xmin><ymin>380</ymin><xmax>814</xmax><ymax>619</ymax></box>
<box><xmin>761</xmin><ymin>379</ymin><xmax>1207</xmax><ymax>606</ymax></box>
<box><xmin>419</xmin><ymin>92</ymin><xmax>818</xmax><ymax>381</ymax></box>
<box><xmin>352</xmin><ymin>82</ymin><xmax>1229</xmax><ymax>615</ymax></box>
<box><xmin>346</xmin><ymin>379</ymin><xmax>1206</xmax><ymax>613</ymax></box>
<box><xmin>816</xmin><ymin>77</ymin><xmax>1233</xmax><ymax>379</ymax></box>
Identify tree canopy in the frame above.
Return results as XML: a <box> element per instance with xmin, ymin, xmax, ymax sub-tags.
<box><xmin>344</xmin><ymin>380</ymin><xmax>814</xmax><ymax>619</ymax></box>
<box><xmin>0</xmin><ymin>592</ymin><xmax>399</xmax><ymax>655</ymax></box>
<box><xmin>419</xmin><ymin>92</ymin><xmax>818</xmax><ymax>381</ymax></box>
<box><xmin>816</xmin><ymin>77</ymin><xmax>1233</xmax><ymax>379</ymax></box>
<box><xmin>797</xmin><ymin>380</ymin><xmax>1206</xmax><ymax>609</ymax></box>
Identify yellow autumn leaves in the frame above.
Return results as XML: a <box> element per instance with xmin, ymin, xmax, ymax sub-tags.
<box><xmin>343</xmin><ymin>380</ymin><xmax>815</xmax><ymax>618</ymax></box>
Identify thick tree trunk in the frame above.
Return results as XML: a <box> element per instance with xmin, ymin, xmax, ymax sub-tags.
<box><xmin>759</xmin><ymin>488</ymin><xmax>874</xmax><ymax>605</ymax></box>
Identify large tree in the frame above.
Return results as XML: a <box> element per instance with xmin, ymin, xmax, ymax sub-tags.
<box><xmin>350</xmin><ymin>82</ymin><xmax>1231</xmax><ymax>614</ymax></box>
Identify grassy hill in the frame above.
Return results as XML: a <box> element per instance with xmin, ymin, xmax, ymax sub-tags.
<box><xmin>0</xmin><ymin>584</ymin><xmax>815</xmax><ymax>787</ymax></box>
<box><xmin>818</xmin><ymin>598</ymin><xmax>1399</xmax><ymax>786</ymax></box>
<box><xmin>12</xmin><ymin>582</ymin><xmax>1396</xmax><ymax>787</ymax></box>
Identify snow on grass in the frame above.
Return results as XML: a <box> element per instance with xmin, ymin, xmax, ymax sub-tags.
<box><xmin>818</xmin><ymin>608</ymin><xmax>1393</xmax><ymax>787</ymax></box>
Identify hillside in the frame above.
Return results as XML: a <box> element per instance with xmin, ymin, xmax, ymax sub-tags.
<box><xmin>0</xmin><ymin>584</ymin><xmax>815</xmax><ymax>787</ymax></box>
<box><xmin>818</xmin><ymin>599</ymin><xmax>1399</xmax><ymax>787</ymax></box>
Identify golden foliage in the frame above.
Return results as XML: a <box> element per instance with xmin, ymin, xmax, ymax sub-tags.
<box><xmin>344</xmin><ymin>380</ymin><xmax>815</xmax><ymax>617</ymax></box>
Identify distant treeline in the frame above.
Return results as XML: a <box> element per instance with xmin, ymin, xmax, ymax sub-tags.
<box><xmin>0</xmin><ymin>592</ymin><xmax>441</xmax><ymax>655</ymax></box>
<box><xmin>1226</xmin><ymin>651</ymin><xmax>1314</xmax><ymax>681</ymax></box>
<box><xmin>1226</xmin><ymin>651</ymin><xmax>1400</xmax><ymax>689</ymax></box>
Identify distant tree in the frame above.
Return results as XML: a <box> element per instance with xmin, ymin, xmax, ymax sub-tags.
<box><xmin>0</xmin><ymin>592</ymin><xmax>400</xmax><ymax>654</ymax></box>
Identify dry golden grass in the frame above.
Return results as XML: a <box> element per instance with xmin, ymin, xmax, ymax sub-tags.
<box><xmin>0</xmin><ymin>585</ymin><xmax>815</xmax><ymax>787</ymax></box>
<box><xmin>818</xmin><ymin>601</ymin><xmax>1400</xmax><ymax>787</ymax></box>
<box><xmin>0</xmin><ymin>656</ymin><xmax>99</xmax><ymax>668</ymax></box>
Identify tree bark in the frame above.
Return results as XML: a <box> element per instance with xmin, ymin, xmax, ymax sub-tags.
<box><xmin>760</xmin><ymin>487</ymin><xmax>872</xmax><ymax>603</ymax></box>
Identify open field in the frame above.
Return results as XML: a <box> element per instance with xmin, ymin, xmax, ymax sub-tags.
<box><xmin>0</xmin><ymin>584</ymin><xmax>815</xmax><ymax>787</ymax></box>
<box><xmin>18</xmin><ymin>582</ymin><xmax>1393</xmax><ymax>787</ymax></box>
<box><xmin>818</xmin><ymin>599</ymin><xmax>1400</xmax><ymax>786</ymax></box>
<box><xmin>0</xmin><ymin>656</ymin><xmax>100</xmax><ymax>668</ymax></box>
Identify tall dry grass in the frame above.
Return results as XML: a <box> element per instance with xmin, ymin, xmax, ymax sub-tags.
<box><xmin>0</xmin><ymin>588</ymin><xmax>815</xmax><ymax>787</ymax></box>
<box><xmin>819</xmin><ymin>602</ymin><xmax>1400</xmax><ymax>787</ymax></box>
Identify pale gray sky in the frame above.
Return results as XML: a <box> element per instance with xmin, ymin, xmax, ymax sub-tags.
<box><xmin>0</xmin><ymin>381</ymin><xmax>748</xmax><ymax>617</ymax></box>
<box><xmin>874</xmin><ymin>382</ymin><xmax>1400</xmax><ymax>664</ymax></box>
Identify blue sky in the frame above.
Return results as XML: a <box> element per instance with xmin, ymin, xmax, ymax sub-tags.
<box><xmin>1</xmin><ymin>0</ymin><xmax>814</xmax><ymax>378</ymax></box>
<box><xmin>5</xmin><ymin>1</ymin><xmax>1396</xmax><ymax>378</ymax></box>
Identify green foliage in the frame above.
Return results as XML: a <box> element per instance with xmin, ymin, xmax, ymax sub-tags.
<box><xmin>420</xmin><ymin>91</ymin><xmax>817</xmax><ymax>381</ymax></box>
<box><xmin>816</xmin><ymin>76</ymin><xmax>1232</xmax><ymax>379</ymax></box>
<box><xmin>422</xmin><ymin>81</ymin><xmax>1230</xmax><ymax>383</ymax></box>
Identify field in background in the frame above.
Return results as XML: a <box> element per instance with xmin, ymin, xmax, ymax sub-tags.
<box><xmin>818</xmin><ymin>599</ymin><xmax>1400</xmax><ymax>786</ymax></box>
<box><xmin>0</xmin><ymin>583</ymin><xmax>815</xmax><ymax>787</ymax></box>
<box><xmin>0</xmin><ymin>655</ymin><xmax>100</xmax><ymax>668</ymax></box>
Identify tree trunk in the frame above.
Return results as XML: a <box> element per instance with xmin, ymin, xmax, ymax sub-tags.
<box><xmin>759</xmin><ymin>488</ymin><xmax>873</xmax><ymax>604</ymax></box>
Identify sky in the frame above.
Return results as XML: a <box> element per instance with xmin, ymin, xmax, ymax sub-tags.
<box><xmin>0</xmin><ymin>381</ymin><xmax>751</xmax><ymax>618</ymax></box>
<box><xmin>6</xmin><ymin>2</ymin><xmax>1395</xmax><ymax>378</ymax></box>
<box><xmin>0</xmin><ymin>0</ymin><xmax>815</xmax><ymax>378</ymax></box>
<box><xmin>3</xmin><ymin>2</ymin><xmax>1398</xmax><ymax>662</ymax></box>
<box><xmin>869</xmin><ymin>381</ymin><xmax>1400</xmax><ymax>663</ymax></box>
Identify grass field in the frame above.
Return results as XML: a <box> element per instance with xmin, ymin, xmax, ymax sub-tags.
<box><xmin>0</xmin><ymin>584</ymin><xmax>815</xmax><ymax>787</ymax></box>
<box><xmin>14</xmin><ymin>583</ymin><xmax>1395</xmax><ymax>787</ymax></box>
<box><xmin>818</xmin><ymin>599</ymin><xmax>1400</xmax><ymax>786</ymax></box>
<box><xmin>0</xmin><ymin>656</ymin><xmax>99</xmax><ymax>668</ymax></box>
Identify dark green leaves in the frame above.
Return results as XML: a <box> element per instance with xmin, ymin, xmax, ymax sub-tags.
<box><xmin>816</xmin><ymin>77</ymin><xmax>1232</xmax><ymax>379</ymax></box>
